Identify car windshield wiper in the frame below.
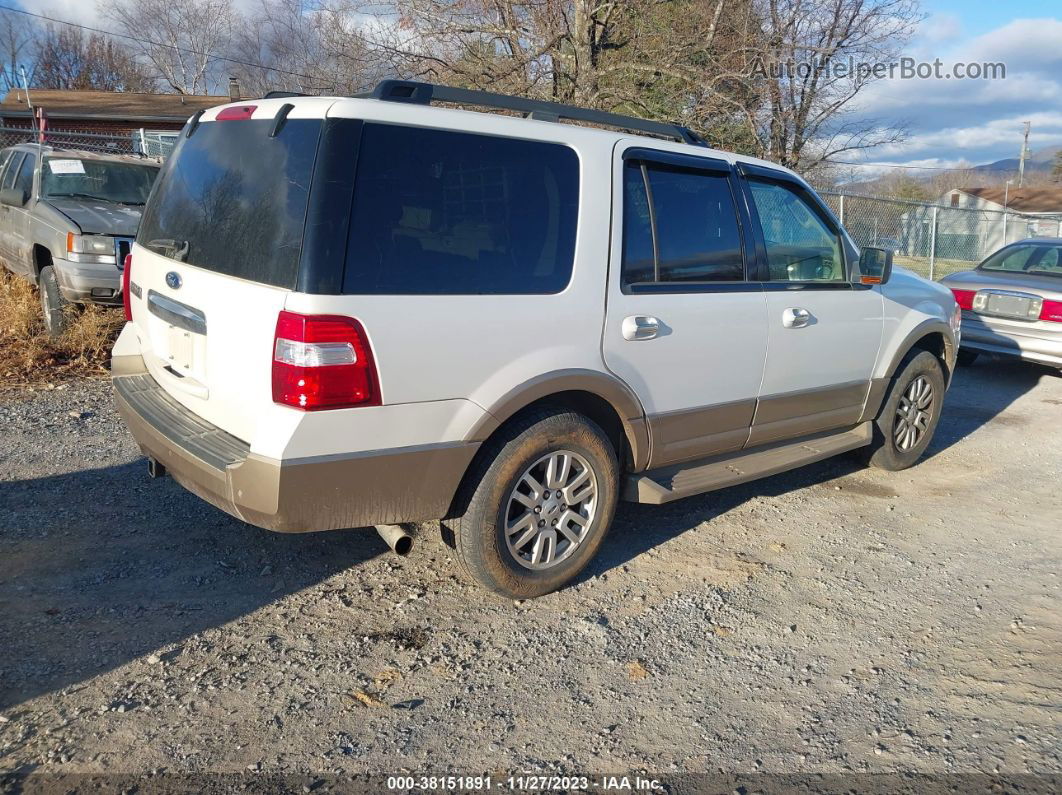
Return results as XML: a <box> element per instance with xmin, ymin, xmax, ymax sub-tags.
<box><xmin>46</xmin><ymin>192</ymin><xmax>114</xmax><ymax>203</ymax></box>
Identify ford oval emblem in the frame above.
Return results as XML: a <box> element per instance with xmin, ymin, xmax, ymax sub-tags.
<box><xmin>165</xmin><ymin>271</ymin><xmax>182</xmax><ymax>290</ymax></box>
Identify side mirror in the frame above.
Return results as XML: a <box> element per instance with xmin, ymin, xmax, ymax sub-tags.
<box><xmin>858</xmin><ymin>246</ymin><xmax>893</xmax><ymax>285</ymax></box>
<box><xmin>0</xmin><ymin>187</ymin><xmax>27</xmax><ymax>207</ymax></box>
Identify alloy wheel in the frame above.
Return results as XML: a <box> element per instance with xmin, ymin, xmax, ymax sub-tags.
<box><xmin>894</xmin><ymin>375</ymin><xmax>934</xmax><ymax>451</ymax></box>
<box><xmin>504</xmin><ymin>450</ymin><xmax>598</xmax><ymax>570</ymax></box>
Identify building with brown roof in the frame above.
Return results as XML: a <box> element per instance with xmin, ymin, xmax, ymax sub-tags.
<box><xmin>0</xmin><ymin>85</ymin><xmax>238</xmax><ymax>137</ymax></box>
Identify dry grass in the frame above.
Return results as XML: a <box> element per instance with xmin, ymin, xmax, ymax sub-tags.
<box><xmin>0</xmin><ymin>270</ymin><xmax>123</xmax><ymax>388</ymax></box>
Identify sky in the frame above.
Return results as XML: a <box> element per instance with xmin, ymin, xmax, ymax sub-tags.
<box><xmin>12</xmin><ymin>0</ymin><xmax>1062</xmax><ymax>173</ymax></box>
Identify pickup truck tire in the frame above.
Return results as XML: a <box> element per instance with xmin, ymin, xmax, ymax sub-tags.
<box><xmin>38</xmin><ymin>266</ymin><xmax>70</xmax><ymax>337</ymax></box>
<box><xmin>451</xmin><ymin>409</ymin><xmax>619</xmax><ymax>599</ymax></box>
<box><xmin>865</xmin><ymin>350</ymin><xmax>945</xmax><ymax>471</ymax></box>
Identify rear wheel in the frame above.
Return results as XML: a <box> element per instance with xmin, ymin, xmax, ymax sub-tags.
<box><xmin>864</xmin><ymin>350</ymin><xmax>945</xmax><ymax>471</ymax></box>
<box><xmin>450</xmin><ymin>409</ymin><xmax>619</xmax><ymax>599</ymax></box>
<box><xmin>956</xmin><ymin>349</ymin><xmax>979</xmax><ymax>367</ymax></box>
<box><xmin>38</xmin><ymin>266</ymin><xmax>70</xmax><ymax>337</ymax></box>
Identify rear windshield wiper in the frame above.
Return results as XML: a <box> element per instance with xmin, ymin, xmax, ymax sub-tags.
<box><xmin>145</xmin><ymin>238</ymin><xmax>189</xmax><ymax>261</ymax></box>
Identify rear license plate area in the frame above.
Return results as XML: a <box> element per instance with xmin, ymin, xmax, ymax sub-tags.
<box><xmin>166</xmin><ymin>325</ymin><xmax>195</xmax><ymax>373</ymax></box>
<box><xmin>980</xmin><ymin>291</ymin><xmax>1040</xmax><ymax>320</ymax></box>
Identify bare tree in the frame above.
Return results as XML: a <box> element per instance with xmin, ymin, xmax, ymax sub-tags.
<box><xmin>743</xmin><ymin>0</ymin><xmax>921</xmax><ymax>169</ymax></box>
<box><xmin>346</xmin><ymin>0</ymin><xmax>761</xmax><ymax>147</ymax></box>
<box><xmin>99</xmin><ymin>0</ymin><xmax>236</xmax><ymax>94</ymax></box>
<box><xmin>34</xmin><ymin>25</ymin><xmax>156</xmax><ymax>92</ymax></box>
<box><xmin>229</xmin><ymin>0</ymin><xmax>385</xmax><ymax>96</ymax></box>
<box><xmin>0</xmin><ymin>11</ymin><xmax>37</xmax><ymax>92</ymax></box>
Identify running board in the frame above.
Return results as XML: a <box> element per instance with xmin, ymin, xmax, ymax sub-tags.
<box><xmin>624</xmin><ymin>422</ymin><xmax>873</xmax><ymax>504</ymax></box>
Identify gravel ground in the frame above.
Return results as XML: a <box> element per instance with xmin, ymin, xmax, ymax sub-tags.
<box><xmin>1</xmin><ymin>360</ymin><xmax>1060</xmax><ymax>786</ymax></box>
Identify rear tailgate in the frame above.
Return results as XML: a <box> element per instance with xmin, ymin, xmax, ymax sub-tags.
<box><xmin>126</xmin><ymin>98</ymin><xmax>336</xmax><ymax>443</ymax></box>
<box><xmin>127</xmin><ymin>245</ymin><xmax>289</xmax><ymax>442</ymax></box>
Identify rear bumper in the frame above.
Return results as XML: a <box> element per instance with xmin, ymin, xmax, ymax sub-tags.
<box><xmin>112</xmin><ymin>357</ymin><xmax>479</xmax><ymax>532</ymax></box>
<box><xmin>960</xmin><ymin>314</ymin><xmax>1062</xmax><ymax>368</ymax></box>
<box><xmin>53</xmin><ymin>257</ymin><xmax>122</xmax><ymax>304</ymax></box>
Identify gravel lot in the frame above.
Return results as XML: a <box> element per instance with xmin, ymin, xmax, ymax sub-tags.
<box><xmin>1</xmin><ymin>360</ymin><xmax>1060</xmax><ymax>785</ymax></box>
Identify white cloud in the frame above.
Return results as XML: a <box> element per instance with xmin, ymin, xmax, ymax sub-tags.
<box><xmin>918</xmin><ymin>13</ymin><xmax>963</xmax><ymax>45</ymax></box>
<box><xmin>15</xmin><ymin>0</ymin><xmax>100</xmax><ymax>29</ymax></box>
<box><xmin>847</xmin><ymin>17</ymin><xmax>1062</xmax><ymax>168</ymax></box>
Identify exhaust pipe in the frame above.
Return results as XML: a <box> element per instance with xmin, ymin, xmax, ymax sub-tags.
<box><xmin>376</xmin><ymin>524</ymin><xmax>413</xmax><ymax>556</ymax></box>
<box><xmin>147</xmin><ymin>457</ymin><xmax>166</xmax><ymax>479</ymax></box>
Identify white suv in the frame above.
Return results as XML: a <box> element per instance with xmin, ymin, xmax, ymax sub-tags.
<box><xmin>112</xmin><ymin>81</ymin><xmax>960</xmax><ymax>598</ymax></box>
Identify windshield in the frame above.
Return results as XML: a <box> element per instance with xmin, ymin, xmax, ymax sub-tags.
<box><xmin>42</xmin><ymin>157</ymin><xmax>159</xmax><ymax>205</ymax></box>
<box><xmin>980</xmin><ymin>243</ymin><xmax>1062</xmax><ymax>277</ymax></box>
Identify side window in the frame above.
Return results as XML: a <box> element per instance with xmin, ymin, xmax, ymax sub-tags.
<box><xmin>343</xmin><ymin>124</ymin><xmax>579</xmax><ymax>295</ymax></box>
<box><xmin>748</xmin><ymin>179</ymin><xmax>845</xmax><ymax>282</ymax></box>
<box><xmin>13</xmin><ymin>153</ymin><xmax>34</xmax><ymax>197</ymax></box>
<box><xmin>621</xmin><ymin>162</ymin><xmax>655</xmax><ymax>284</ymax></box>
<box><xmin>621</xmin><ymin>159</ymin><xmax>745</xmax><ymax>286</ymax></box>
<box><xmin>0</xmin><ymin>150</ymin><xmax>12</xmax><ymax>184</ymax></box>
<box><xmin>2</xmin><ymin>153</ymin><xmax>25</xmax><ymax>190</ymax></box>
<box><xmin>1029</xmin><ymin>247</ymin><xmax>1062</xmax><ymax>274</ymax></box>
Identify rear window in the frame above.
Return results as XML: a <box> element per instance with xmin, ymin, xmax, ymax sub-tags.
<box><xmin>138</xmin><ymin>118</ymin><xmax>321</xmax><ymax>288</ymax></box>
<box><xmin>343</xmin><ymin>124</ymin><xmax>579</xmax><ymax>294</ymax></box>
<box><xmin>981</xmin><ymin>243</ymin><xmax>1062</xmax><ymax>276</ymax></box>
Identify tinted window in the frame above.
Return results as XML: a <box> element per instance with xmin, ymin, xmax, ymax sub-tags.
<box><xmin>622</xmin><ymin>160</ymin><xmax>744</xmax><ymax>285</ymax></box>
<box><xmin>343</xmin><ymin>124</ymin><xmax>578</xmax><ymax>295</ymax></box>
<box><xmin>622</xmin><ymin>162</ymin><xmax>655</xmax><ymax>283</ymax></box>
<box><xmin>981</xmin><ymin>244</ymin><xmax>1062</xmax><ymax>275</ymax></box>
<box><xmin>138</xmin><ymin>119</ymin><xmax>321</xmax><ymax>289</ymax></box>
<box><xmin>42</xmin><ymin>157</ymin><xmax>157</xmax><ymax>205</ymax></box>
<box><xmin>13</xmin><ymin>152</ymin><xmax>34</xmax><ymax>196</ymax></box>
<box><xmin>2</xmin><ymin>153</ymin><xmax>24</xmax><ymax>190</ymax></box>
<box><xmin>0</xmin><ymin>150</ymin><xmax>13</xmax><ymax>183</ymax></box>
<box><xmin>749</xmin><ymin>179</ymin><xmax>844</xmax><ymax>282</ymax></box>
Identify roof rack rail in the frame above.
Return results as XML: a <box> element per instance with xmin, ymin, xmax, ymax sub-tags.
<box><xmin>263</xmin><ymin>90</ymin><xmax>308</xmax><ymax>99</ymax></box>
<box><xmin>358</xmin><ymin>80</ymin><xmax>707</xmax><ymax>147</ymax></box>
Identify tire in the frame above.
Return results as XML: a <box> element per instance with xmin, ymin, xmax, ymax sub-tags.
<box><xmin>449</xmin><ymin>409</ymin><xmax>619</xmax><ymax>599</ymax></box>
<box><xmin>956</xmin><ymin>349</ymin><xmax>979</xmax><ymax>367</ymax></box>
<box><xmin>38</xmin><ymin>265</ymin><xmax>70</xmax><ymax>337</ymax></box>
<box><xmin>864</xmin><ymin>350</ymin><xmax>946</xmax><ymax>471</ymax></box>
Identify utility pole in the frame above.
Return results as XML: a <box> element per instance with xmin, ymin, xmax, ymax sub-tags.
<box><xmin>1018</xmin><ymin>121</ymin><xmax>1031</xmax><ymax>187</ymax></box>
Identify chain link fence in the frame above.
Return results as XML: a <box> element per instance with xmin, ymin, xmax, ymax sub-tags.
<box><xmin>0</xmin><ymin>126</ymin><xmax>175</xmax><ymax>160</ymax></box>
<box><xmin>820</xmin><ymin>191</ymin><xmax>1062</xmax><ymax>281</ymax></box>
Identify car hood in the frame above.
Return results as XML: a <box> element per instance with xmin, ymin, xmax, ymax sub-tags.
<box><xmin>941</xmin><ymin>268</ymin><xmax>1062</xmax><ymax>298</ymax></box>
<box><xmin>43</xmin><ymin>197</ymin><xmax>143</xmax><ymax>236</ymax></box>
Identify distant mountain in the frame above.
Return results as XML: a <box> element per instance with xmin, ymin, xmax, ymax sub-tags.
<box><xmin>969</xmin><ymin>145</ymin><xmax>1060</xmax><ymax>175</ymax></box>
<box><xmin>838</xmin><ymin>144</ymin><xmax>1061</xmax><ymax>192</ymax></box>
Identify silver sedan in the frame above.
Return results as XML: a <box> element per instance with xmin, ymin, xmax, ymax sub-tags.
<box><xmin>940</xmin><ymin>238</ymin><xmax>1062</xmax><ymax>369</ymax></box>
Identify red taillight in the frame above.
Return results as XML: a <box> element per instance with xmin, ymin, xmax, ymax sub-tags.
<box><xmin>951</xmin><ymin>289</ymin><xmax>975</xmax><ymax>310</ymax></box>
<box><xmin>216</xmin><ymin>105</ymin><xmax>257</xmax><ymax>121</ymax></box>
<box><xmin>122</xmin><ymin>253</ymin><xmax>133</xmax><ymax>322</ymax></box>
<box><xmin>1040</xmin><ymin>299</ymin><xmax>1062</xmax><ymax>323</ymax></box>
<box><xmin>272</xmin><ymin>311</ymin><xmax>380</xmax><ymax>410</ymax></box>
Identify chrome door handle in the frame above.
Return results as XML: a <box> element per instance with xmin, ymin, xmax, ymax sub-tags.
<box><xmin>782</xmin><ymin>307</ymin><xmax>811</xmax><ymax>328</ymax></box>
<box><xmin>622</xmin><ymin>315</ymin><xmax>660</xmax><ymax>341</ymax></box>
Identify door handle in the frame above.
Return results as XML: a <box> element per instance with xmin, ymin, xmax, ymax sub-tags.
<box><xmin>621</xmin><ymin>315</ymin><xmax>660</xmax><ymax>341</ymax></box>
<box><xmin>782</xmin><ymin>307</ymin><xmax>812</xmax><ymax>329</ymax></box>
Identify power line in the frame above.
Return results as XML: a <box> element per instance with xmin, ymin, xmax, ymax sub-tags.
<box><xmin>0</xmin><ymin>3</ymin><xmax>317</xmax><ymax>84</ymax></box>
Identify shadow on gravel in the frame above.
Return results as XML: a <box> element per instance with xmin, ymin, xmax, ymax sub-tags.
<box><xmin>585</xmin><ymin>453</ymin><xmax>866</xmax><ymax>582</ymax></box>
<box><xmin>925</xmin><ymin>357</ymin><xmax>1053</xmax><ymax>457</ymax></box>
<box><xmin>0</xmin><ymin>461</ymin><xmax>388</xmax><ymax>710</ymax></box>
<box><xmin>583</xmin><ymin>357</ymin><xmax>1052</xmax><ymax>582</ymax></box>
